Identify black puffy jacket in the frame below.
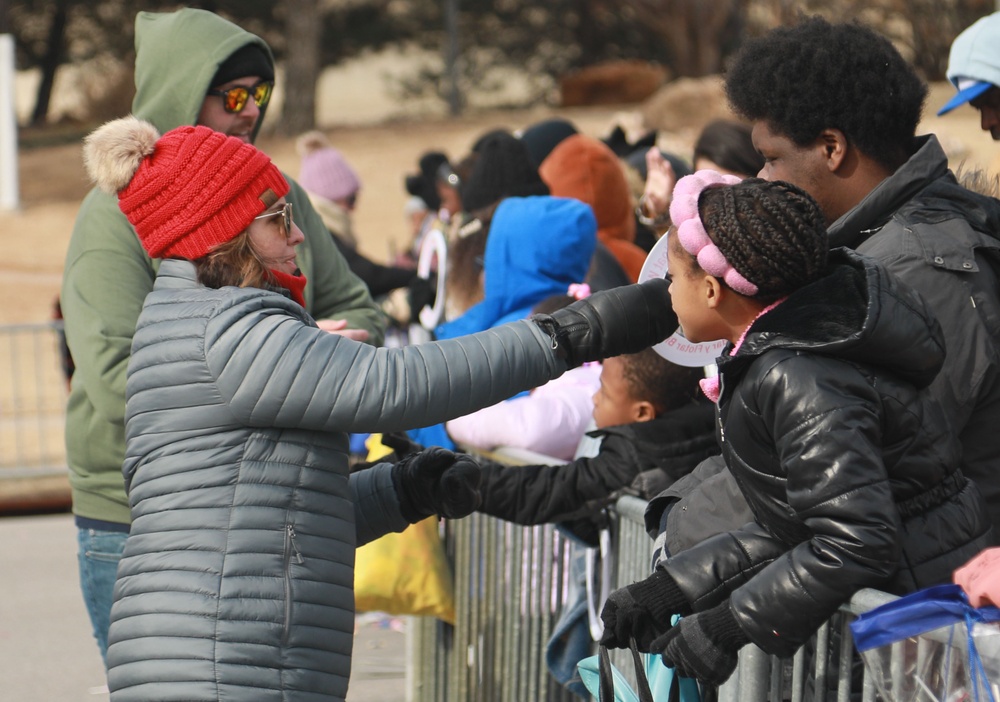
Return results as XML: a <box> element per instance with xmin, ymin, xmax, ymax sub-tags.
<box><xmin>661</xmin><ymin>248</ymin><xmax>992</xmax><ymax>657</ymax></box>
<box><xmin>476</xmin><ymin>401</ymin><xmax>718</xmax><ymax>545</ymax></box>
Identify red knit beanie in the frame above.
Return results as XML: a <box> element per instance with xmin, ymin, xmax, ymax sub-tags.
<box><xmin>84</xmin><ymin>116</ymin><xmax>289</xmax><ymax>260</ymax></box>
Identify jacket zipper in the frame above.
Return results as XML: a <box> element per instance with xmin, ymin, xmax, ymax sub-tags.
<box><xmin>282</xmin><ymin>524</ymin><xmax>303</xmax><ymax>643</ymax></box>
<box><xmin>716</xmin><ymin>374</ymin><xmax>726</xmax><ymax>443</ymax></box>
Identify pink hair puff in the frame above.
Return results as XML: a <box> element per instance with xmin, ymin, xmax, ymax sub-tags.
<box><xmin>669</xmin><ymin>169</ymin><xmax>758</xmax><ymax>296</ymax></box>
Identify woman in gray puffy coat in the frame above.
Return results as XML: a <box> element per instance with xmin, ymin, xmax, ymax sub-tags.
<box><xmin>82</xmin><ymin>116</ymin><xmax>676</xmax><ymax>702</ymax></box>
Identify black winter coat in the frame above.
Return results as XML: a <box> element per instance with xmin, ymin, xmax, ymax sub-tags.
<box><xmin>660</xmin><ymin>249</ymin><xmax>992</xmax><ymax>657</ymax></box>
<box><xmin>477</xmin><ymin>401</ymin><xmax>717</xmax><ymax>545</ymax></box>
<box><xmin>830</xmin><ymin>135</ymin><xmax>1000</xmax><ymax>534</ymax></box>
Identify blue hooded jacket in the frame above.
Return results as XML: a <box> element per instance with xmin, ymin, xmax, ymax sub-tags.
<box><xmin>410</xmin><ymin>196</ymin><xmax>597</xmax><ymax>450</ymax></box>
<box><xmin>436</xmin><ymin>196</ymin><xmax>598</xmax><ymax>340</ymax></box>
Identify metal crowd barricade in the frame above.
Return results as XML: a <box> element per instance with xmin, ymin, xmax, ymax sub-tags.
<box><xmin>0</xmin><ymin>321</ymin><xmax>68</xmax><ymax>472</ymax></box>
<box><xmin>0</xmin><ymin>321</ymin><xmax>70</xmax><ymax>510</ymax></box>
<box><xmin>409</xmin><ymin>446</ymin><xmax>579</xmax><ymax>702</ymax></box>
<box><xmin>408</xmin><ymin>446</ymin><xmax>901</xmax><ymax>702</ymax></box>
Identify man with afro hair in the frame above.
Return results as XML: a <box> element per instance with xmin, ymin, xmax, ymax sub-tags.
<box><xmin>722</xmin><ymin>16</ymin><xmax>1000</xmax><ymax>538</ymax></box>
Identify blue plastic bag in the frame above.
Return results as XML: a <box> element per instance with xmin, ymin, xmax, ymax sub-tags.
<box><xmin>851</xmin><ymin>584</ymin><xmax>1000</xmax><ymax>702</ymax></box>
<box><xmin>578</xmin><ymin>617</ymin><xmax>700</xmax><ymax>702</ymax></box>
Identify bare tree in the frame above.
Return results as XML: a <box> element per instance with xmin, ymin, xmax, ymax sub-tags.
<box><xmin>757</xmin><ymin>0</ymin><xmax>994</xmax><ymax>80</ymax></box>
<box><xmin>279</xmin><ymin>0</ymin><xmax>321</xmax><ymax>135</ymax></box>
<box><xmin>628</xmin><ymin>0</ymin><xmax>750</xmax><ymax>77</ymax></box>
<box><xmin>29</xmin><ymin>0</ymin><xmax>68</xmax><ymax>126</ymax></box>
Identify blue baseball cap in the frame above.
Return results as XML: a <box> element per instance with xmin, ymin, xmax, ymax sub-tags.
<box><xmin>940</xmin><ymin>12</ymin><xmax>1000</xmax><ymax>116</ymax></box>
<box><xmin>938</xmin><ymin>78</ymin><xmax>994</xmax><ymax>116</ymax></box>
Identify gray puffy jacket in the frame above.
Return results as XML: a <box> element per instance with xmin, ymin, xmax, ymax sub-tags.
<box><xmin>106</xmin><ymin>259</ymin><xmax>563</xmax><ymax>701</ymax></box>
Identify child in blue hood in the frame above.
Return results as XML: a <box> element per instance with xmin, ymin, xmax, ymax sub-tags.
<box><xmin>410</xmin><ymin>196</ymin><xmax>598</xmax><ymax>452</ymax></box>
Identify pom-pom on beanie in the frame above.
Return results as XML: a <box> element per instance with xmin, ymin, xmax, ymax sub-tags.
<box><xmin>84</xmin><ymin>115</ymin><xmax>289</xmax><ymax>260</ymax></box>
<box><xmin>296</xmin><ymin>130</ymin><xmax>361</xmax><ymax>203</ymax></box>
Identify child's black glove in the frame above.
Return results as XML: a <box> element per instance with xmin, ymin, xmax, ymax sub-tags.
<box><xmin>406</xmin><ymin>275</ymin><xmax>436</xmax><ymax>324</ymax></box>
<box><xmin>380</xmin><ymin>431</ymin><xmax>424</xmax><ymax>460</ymax></box>
<box><xmin>391</xmin><ymin>447</ymin><xmax>481</xmax><ymax>522</ymax></box>
<box><xmin>599</xmin><ymin>569</ymin><xmax>691</xmax><ymax>651</ymax></box>
<box><xmin>654</xmin><ymin>601</ymin><xmax>749</xmax><ymax>685</ymax></box>
<box><xmin>530</xmin><ymin>278</ymin><xmax>676</xmax><ymax>368</ymax></box>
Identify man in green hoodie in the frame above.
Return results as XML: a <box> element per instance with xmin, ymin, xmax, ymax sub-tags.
<box><xmin>61</xmin><ymin>8</ymin><xmax>385</xmax><ymax>662</ymax></box>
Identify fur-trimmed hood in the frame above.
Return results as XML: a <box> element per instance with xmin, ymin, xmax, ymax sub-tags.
<box><xmin>722</xmin><ymin>247</ymin><xmax>946</xmax><ymax>390</ymax></box>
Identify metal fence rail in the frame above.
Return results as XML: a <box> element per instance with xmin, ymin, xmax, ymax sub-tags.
<box><xmin>0</xmin><ymin>321</ymin><xmax>68</xmax><ymax>475</ymax></box>
<box><xmin>411</xmin><ymin>447</ymin><xmax>579</xmax><ymax>702</ymax></box>
<box><xmin>411</xmin><ymin>447</ymin><xmax>901</xmax><ymax>702</ymax></box>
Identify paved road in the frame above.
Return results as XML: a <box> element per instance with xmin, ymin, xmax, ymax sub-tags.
<box><xmin>0</xmin><ymin>513</ymin><xmax>407</xmax><ymax>701</ymax></box>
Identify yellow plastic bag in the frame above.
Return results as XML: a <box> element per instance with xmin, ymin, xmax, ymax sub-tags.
<box><xmin>353</xmin><ymin>434</ymin><xmax>456</xmax><ymax>624</ymax></box>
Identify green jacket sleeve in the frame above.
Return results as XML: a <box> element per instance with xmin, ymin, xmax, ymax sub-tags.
<box><xmin>285</xmin><ymin>175</ymin><xmax>385</xmax><ymax>345</ymax></box>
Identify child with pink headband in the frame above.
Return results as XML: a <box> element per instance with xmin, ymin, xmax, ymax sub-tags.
<box><xmin>597</xmin><ymin>171</ymin><xmax>991</xmax><ymax>686</ymax></box>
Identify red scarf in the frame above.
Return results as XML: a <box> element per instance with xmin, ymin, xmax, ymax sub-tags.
<box><xmin>269</xmin><ymin>268</ymin><xmax>307</xmax><ymax>308</ymax></box>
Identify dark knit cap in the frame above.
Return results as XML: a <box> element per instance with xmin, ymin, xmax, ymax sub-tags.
<box><xmin>212</xmin><ymin>44</ymin><xmax>274</xmax><ymax>87</ymax></box>
<box><xmin>519</xmin><ymin>118</ymin><xmax>578</xmax><ymax>167</ymax></box>
<box><xmin>405</xmin><ymin>151</ymin><xmax>449</xmax><ymax>211</ymax></box>
<box><xmin>460</xmin><ymin>132</ymin><xmax>549</xmax><ymax>212</ymax></box>
<box><xmin>602</xmin><ymin>125</ymin><xmax>657</xmax><ymax>158</ymax></box>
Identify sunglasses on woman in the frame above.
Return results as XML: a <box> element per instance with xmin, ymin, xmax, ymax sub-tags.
<box><xmin>206</xmin><ymin>80</ymin><xmax>274</xmax><ymax>114</ymax></box>
<box><xmin>254</xmin><ymin>202</ymin><xmax>293</xmax><ymax>237</ymax></box>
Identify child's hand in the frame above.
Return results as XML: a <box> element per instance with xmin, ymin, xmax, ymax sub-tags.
<box><xmin>655</xmin><ymin>602</ymin><xmax>748</xmax><ymax>685</ymax></box>
<box><xmin>639</xmin><ymin>147</ymin><xmax>677</xmax><ymax>223</ymax></box>
<box><xmin>599</xmin><ymin>570</ymin><xmax>690</xmax><ymax>651</ymax></box>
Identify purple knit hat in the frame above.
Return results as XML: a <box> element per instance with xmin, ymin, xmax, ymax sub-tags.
<box><xmin>296</xmin><ymin>131</ymin><xmax>361</xmax><ymax>203</ymax></box>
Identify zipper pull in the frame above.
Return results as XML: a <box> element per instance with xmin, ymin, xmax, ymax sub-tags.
<box><xmin>287</xmin><ymin>524</ymin><xmax>304</xmax><ymax>564</ymax></box>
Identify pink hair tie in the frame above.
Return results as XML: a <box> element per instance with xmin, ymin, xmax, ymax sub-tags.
<box><xmin>568</xmin><ymin>283</ymin><xmax>591</xmax><ymax>300</ymax></box>
<box><xmin>669</xmin><ymin>170</ymin><xmax>758</xmax><ymax>296</ymax></box>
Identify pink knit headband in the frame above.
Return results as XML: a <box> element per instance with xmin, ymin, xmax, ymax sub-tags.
<box><xmin>668</xmin><ymin>170</ymin><xmax>758</xmax><ymax>296</ymax></box>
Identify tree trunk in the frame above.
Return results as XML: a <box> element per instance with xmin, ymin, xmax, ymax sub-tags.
<box><xmin>630</xmin><ymin>0</ymin><xmax>744</xmax><ymax>77</ymax></box>
<box><xmin>31</xmin><ymin>1</ymin><xmax>68</xmax><ymax>126</ymax></box>
<box><xmin>280</xmin><ymin>0</ymin><xmax>321</xmax><ymax>135</ymax></box>
<box><xmin>0</xmin><ymin>0</ymin><xmax>11</xmax><ymax>35</ymax></box>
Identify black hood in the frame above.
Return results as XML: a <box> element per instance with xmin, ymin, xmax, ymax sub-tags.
<box><xmin>731</xmin><ymin>248</ymin><xmax>945</xmax><ymax>390</ymax></box>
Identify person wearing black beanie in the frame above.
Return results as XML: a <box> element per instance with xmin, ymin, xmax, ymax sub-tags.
<box><xmin>405</xmin><ymin>151</ymin><xmax>449</xmax><ymax>212</ymax></box>
<box><xmin>519</xmin><ymin>118</ymin><xmax>578</xmax><ymax>168</ymax></box>
<box><xmin>211</xmin><ymin>43</ymin><xmax>274</xmax><ymax>86</ymax></box>
<box><xmin>460</xmin><ymin>131</ymin><xmax>550</xmax><ymax>213</ymax></box>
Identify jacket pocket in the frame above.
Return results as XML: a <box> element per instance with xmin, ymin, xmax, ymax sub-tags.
<box><xmin>282</xmin><ymin>524</ymin><xmax>304</xmax><ymax>644</ymax></box>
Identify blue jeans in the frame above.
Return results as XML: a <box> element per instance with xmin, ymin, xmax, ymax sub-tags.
<box><xmin>77</xmin><ymin>527</ymin><xmax>127</xmax><ymax>664</ymax></box>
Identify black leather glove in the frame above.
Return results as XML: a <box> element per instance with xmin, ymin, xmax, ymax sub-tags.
<box><xmin>530</xmin><ymin>278</ymin><xmax>676</xmax><ymax>368</ymax></box>
<box><xmin>380</xmin><ymin>431</ymin><xmax>425</xmax><ymax>460</ymax></box>
<box><xmin>600</xmin><ymin>569</ymin><xmax>691</xmax><ymax>651</ymax></box>
<box><xmin>391</xmin><ymin>447</ymin><xmax>482</xmax><ymax>522</ymax></box>
<box><xmin>406</xmin><ymin>275</ymin><xmax>436</xmax><ymax>324</ymax></box>
<box><xmin>654</xmin><ymin>601</ymin><xmax>749</xmax><ymax>685</ymax></box>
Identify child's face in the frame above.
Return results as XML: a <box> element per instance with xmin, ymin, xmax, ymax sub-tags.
<box><xmin>666</xmin><ymin>230</ymin><xmax>724</xmax><ymax>344</ymax></box>
<box><xmin>592</xmin><ymin>356</ymin><xmax>647</xmax><ymax>429</ymax></box>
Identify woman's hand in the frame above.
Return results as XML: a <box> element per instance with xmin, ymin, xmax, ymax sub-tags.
<box><xmin>954</xmin><ymin>547</ymin><xmax>1000</xmax><ymax>607</ymax></box>
<box><xmin>317</xmin><ymin>318</ymin><xmax>371</xmax><ymax>342</ymax></box>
